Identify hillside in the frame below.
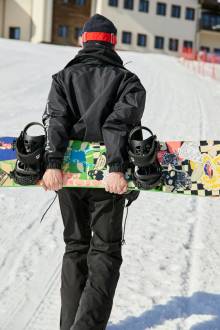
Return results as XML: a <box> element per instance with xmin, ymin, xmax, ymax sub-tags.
<box><xmin>0</xmin><ymin>38</ymin><xmax>220</xmax><ymax>330</ymax></box>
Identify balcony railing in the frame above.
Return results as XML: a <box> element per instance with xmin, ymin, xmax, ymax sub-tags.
<box><xmin>200</xmin><ymin>12</ymin><xmax>220</xmax><ymax>31</ymax></box>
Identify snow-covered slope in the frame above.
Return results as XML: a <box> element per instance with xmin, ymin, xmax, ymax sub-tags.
<box><xmin>0</xmin><ymin>38</ymin><xmax>220</xmax><ymax>330</ymax></box>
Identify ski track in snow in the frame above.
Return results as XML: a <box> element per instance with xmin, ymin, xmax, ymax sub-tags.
<box><xmin>23</xmin><ymin>264</ymin><xmax>61</xmax><ymax>330</ymax></box>
<box><xmin>0</xmin><ymin>190</ymin><xmax>63</xmax><ymax>330</ymax></box>
<box><xmin>1</xmin><ymin>39</ymin><xmax>220</xmax><ymax>330</ymax></box>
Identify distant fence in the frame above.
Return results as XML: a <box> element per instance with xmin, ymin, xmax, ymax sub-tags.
<box><xmin>180</xmin><ymin>47</ymin><xmax>220</xmax><ymax>80</ymax></box>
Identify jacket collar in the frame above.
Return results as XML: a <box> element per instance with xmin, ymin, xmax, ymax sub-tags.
<box><xmin>64</xmin><ymin>44</ymin><xmax>124</xmax><ymax>69</ymax></box>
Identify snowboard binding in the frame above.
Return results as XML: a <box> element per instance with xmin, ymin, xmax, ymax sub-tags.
<box><xmin>10</xmin><ymin>122</ymin><xmax>46</xmax><ymax>185</ymax></box>
<box><xmin>128</xmin><ymin>126</ymin><xmax>162</xmax><ymax>190</ymax></box>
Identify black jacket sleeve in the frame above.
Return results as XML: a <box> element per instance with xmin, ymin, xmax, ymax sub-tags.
<box><xmin>42</xmin><ymin>73</ymin><xmax>72</xmax><ymax>169</ymax></box>
<box><xmin>102</xmin><ymin>72</ymin><xmax>146</xmax><ymax>173</ymax></box>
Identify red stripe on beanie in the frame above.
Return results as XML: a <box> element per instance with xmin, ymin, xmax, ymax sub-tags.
<box><xmin>82</xmin><ymin>32</ymin><xmax>117</xmax><ymax>45</ymax></box>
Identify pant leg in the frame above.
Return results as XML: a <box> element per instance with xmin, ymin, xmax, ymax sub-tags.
<box><xmin>72</xmin><ymin>189</ymin><xmax>126</xmax><ymax>330</ymax></box>
<box><xmin>57</xmin><ymin>188</ymin><xmax>92</xmax><ymax>330</ymax></box>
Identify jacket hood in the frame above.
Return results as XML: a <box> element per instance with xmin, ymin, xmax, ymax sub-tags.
<box><xmin>64</xmin><ymin>44</ymin><xmax>124</xmax><ymax>69</ymax></box>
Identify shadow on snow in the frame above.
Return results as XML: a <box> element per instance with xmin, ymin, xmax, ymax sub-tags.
<box><xmin>107</xmin><ymin>292</ymin><xmax>220</xmax><ymax>330</ymax></box>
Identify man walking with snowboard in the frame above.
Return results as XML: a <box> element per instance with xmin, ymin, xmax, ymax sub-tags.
<box><xmin>42</xmin><ymin>14</ymin><xmax>146</xmax><ymax>330</ymax></box>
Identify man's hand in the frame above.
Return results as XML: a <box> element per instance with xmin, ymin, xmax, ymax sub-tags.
<box><xmin>41</xmin><ymin>169</ymin><xmax>63</xmax><ymax>191</ymax></box>
<box><xmin>104</xmin><ymin>172</ymin><xmax>128</xmax><ymax>194</ymax></box>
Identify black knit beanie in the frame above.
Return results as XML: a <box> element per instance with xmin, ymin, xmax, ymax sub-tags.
<box><xmin>82</xmin><ymin>14</ymin><xmax>117</xmax><ymax>47</ymax></box>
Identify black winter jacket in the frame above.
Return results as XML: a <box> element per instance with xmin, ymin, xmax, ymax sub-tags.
<box><xmin>42</xmin><ymin>44</ymin><xmax>146</xmax><ymax>173</ymax></box>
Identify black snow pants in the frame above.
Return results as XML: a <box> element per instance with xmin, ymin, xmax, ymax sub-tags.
<box><xmin>57</xmin><ymin>187</ymin><xmax>126</xmax><ymax>330</ymax></box>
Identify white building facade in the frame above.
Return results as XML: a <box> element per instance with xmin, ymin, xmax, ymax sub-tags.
<box><xmin>91</xmin><ymin>0</ymin><xmax>200</xmax><ymax>55</ymax></box>
<box><xmin>0</xmin><ymin>0</ymin><xmax>219</xmax><ymax>56</ymax></box>
<box><xmin>0</xmin><ymin>0</ymin><xmax>53</xmax><ymax>43</ymax></box>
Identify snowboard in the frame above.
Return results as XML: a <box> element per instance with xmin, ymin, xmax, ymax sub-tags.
<box><xmin>0</xmin><ymin>137</ymin><xmax>220</xmax><ymax>197</ymax></box>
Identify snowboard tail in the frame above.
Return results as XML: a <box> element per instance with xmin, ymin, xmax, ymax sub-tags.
<box><xmin>0</xmin><ymin>137</ymin><xmax>220</xmax><ymax>197</ymax></box>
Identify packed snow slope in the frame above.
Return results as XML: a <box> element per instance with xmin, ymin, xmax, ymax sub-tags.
<box><xmin>0</xmin><ymin>38</ymin><xmax>220</xmax><ymax>330</ymax></box>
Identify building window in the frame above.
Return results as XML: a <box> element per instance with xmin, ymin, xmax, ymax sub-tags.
<box><xmin>183</xmin><ymin>40</ymin><xmax>193</xmax><ymax>50</ymax></box>
<box><xmin>171</xmin><ymin>5</ymin><xmax>181</xmax><ymax>18</ymax></box>
<box><xmin>169</xmin><ymin>38</ymin><xmax>179</xmax><ymax>51</ymax></box>
<box><xmin>157</xmin><ymin>2</ymin><xmax>166</xmax><ymax>16</ymax></box>
<box><xmin>200</xmin><ymin>46</ymin><xmax>210</xmax><ymax>53</ymax></box>
<box><xmin>185</xmin><ymin>7</ymin><xmax>195</xmax><ymax>20</ymax></box>
<box><xmin>122</xmin><ymin>31</ymin><xmax>132</xmax><ymax>44</ymax></box>
<box><xmin>214</xmin><ymin>48</ymin><xmax>220</xmax><ymax>55</ymax></box>
<box><xmin>155</xmin><ymin>36</ymin><xmax>164</xmax><ymax>49</ymax></box>
<box><xmin>9</xmin><ymin>27</ymin><xmax>21</xmax><ymax>40</ymax></box>
<box><xmin>74</xmin><ymin>0</ymin><xmax>86</xmax><ymax>5</ymax></box>
<box><xmin>109</xmin><ymin>0</ymin><xmax>118</xmax><ymax>6</ymax></box>
<box><xmin>201</xmin><ymin>12</ymin><xmax>220</xmax><ymax>30</ymax></box>
<box><xmin>137</xmin><ymin>34</ymin><xmax>147</xmax><ymax>47</ymax></box>
<box><xmin>75</xmin><ymin>27</ymin><xmax>83</xmax><ymax>39</ymax></box>
<box><xmin>139</xmin><ymin>0</ymin><xmax>149</xmax><ymax>12</ymax></box>
<box><xmin>124</xmin><ymin>0</ymin><xmax>133</xmax><ymax>10</ymax></box>
<box><xmin>58</xmin><ymin>25</ymin><xmax>69</xmax><ymax>38</ymax></box>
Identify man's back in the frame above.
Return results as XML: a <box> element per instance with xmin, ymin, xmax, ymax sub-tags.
<box><xmin>43</xmin><ymin>44</ymin><xmax>145</xmax><ymax>172</ymax></box>
<box><xmin>50</xmin><ymin>46</ymin><xmax>142</xmax><ymax>143</ymax></box>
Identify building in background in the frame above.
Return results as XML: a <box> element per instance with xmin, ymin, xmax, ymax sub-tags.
<box><xmin>0</xmin><ymin>0</ymin><xmax>219</xmax><ymax>57</ymax></box>
<box><xmin>199</xmin><ymin>0</ymin><xmax>220</xmax><ymax>55</ymax></box>
<box><xmin>92</xmin><ymin>0</ymin><xmax>200</xmax><ymax>56</ymax></box>
<box><xmin>0</xmin><ymin>0</ymin><xmax>90</xmax><ymax>45</ymax></box>
<box><xmin>52</xmin><ymin>0</ymin><xmax>91</xmax><ymax>46</ymax></box>
<box><xmin>0</xmin><ymin>0</ymin><xmax>53</xmax><ymax>43</ymax></box>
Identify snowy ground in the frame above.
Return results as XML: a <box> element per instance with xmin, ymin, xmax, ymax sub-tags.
<box><xmin>0</xmin><ymin>38</ymin><xmax>220</xmax><ymax>330</ymax></box>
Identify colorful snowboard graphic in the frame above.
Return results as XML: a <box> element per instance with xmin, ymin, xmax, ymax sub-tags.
<box><xmin>0</xmin><ymin>137</ymin><xmax>220</xmax><ymax>197</ymax></box>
